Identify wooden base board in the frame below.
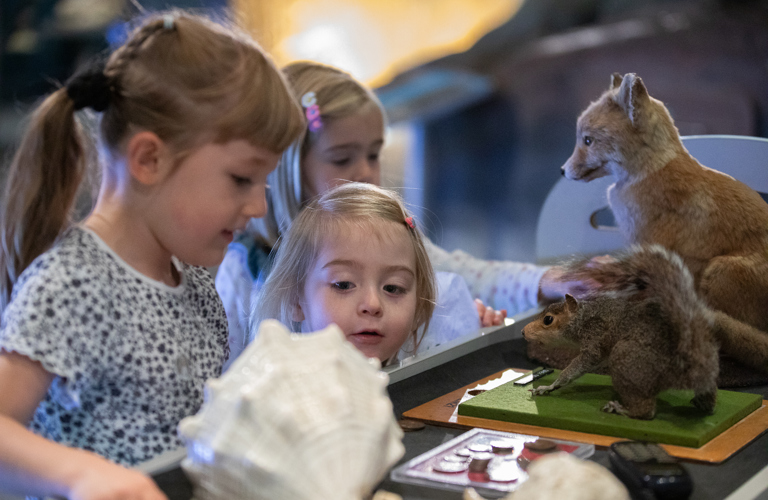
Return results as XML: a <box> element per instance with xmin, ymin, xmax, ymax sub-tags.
<box><xmin>403</xmin><ymin>369</ymin><xmax>768</xmax><ymax>463</ymax></box>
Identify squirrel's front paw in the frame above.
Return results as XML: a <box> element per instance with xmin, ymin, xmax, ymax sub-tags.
<box><xmin>602</xmin><ymin>400</ymin><xmax>629</xmax><ymax>416</ymax></box>
<box><xmin>530</xmin><ymin>385</ymin><xmax>554</xmax><ymax>396</ymax></box>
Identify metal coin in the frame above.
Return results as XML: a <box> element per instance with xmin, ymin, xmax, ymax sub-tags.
<box><xmin>490</xmin><ymin>439</ymin><xmax>516</xmax><ymax>455</ymax></box>
<box><xmin>489</xmin><ymin>463</ymin><xmax>521</xmax><ymax>483</ymax></box>
<box><xmin>455</xmin><ymin>447</ymin><xmax>473</xmax><ymax>458</ymax></box>
<box><xmin>398</xmin><ymin>418</ymin><xmax>425</xmax><ymax>432</ymax></box>
<box><xmin>443</xmin><ymin>454</ymin><xmax>470</xmax><ymax>463</ymax></box>
<box><xmin>468</xmin><ymin>452</ymin><xmax>494</xmax><ymax>473</ymax></box>
<box><xmin>524</xmin><ymin>438</ymin><xmax>558</xmax><ymax>452</ymax></box>
<box><xmin>468</xmin><ymin>442</ymin><xmax>493</xmax><ymax>453</ymax></box>
<box><xmin>433</xmin><ymin>461</ymin><xmax>469</xmax><ymax>473</ymax></box>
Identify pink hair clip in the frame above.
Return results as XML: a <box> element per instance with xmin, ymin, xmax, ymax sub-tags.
<box><xmin>301</xmin><ymin>91</ymin><xmax>323</xmax><ymax>132</ymax></box>
<box><xmin>405</xmin><ymin>216</ymin><xmax>415</xmax><ymax>229</ymax></box>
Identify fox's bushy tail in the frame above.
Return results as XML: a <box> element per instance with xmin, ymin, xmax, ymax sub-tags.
<box><xmin>711</xmin><ymin>311</ymin><xmax>768</xmax><ymax>371</ymax></box>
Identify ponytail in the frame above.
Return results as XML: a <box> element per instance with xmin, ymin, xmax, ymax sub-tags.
<box><xmin>0</xmin><ymin>88</ymin><xmax>87</xmax><ymax>312</ymax></box>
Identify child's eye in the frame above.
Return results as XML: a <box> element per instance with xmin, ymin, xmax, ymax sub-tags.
<box><xmin>332</xmin><ymin>281</ymin><xmax>354</xmax><ymax>291</ymax></box>
<box><xmin>383</xmin><ymin>284</ymin><xmax>406</xmax><ymax>295</ymax></box>
<box><xmin>231</xmin><ymin>175</ymin><xmax>252</xmax><ymax>187</ymax></box>
<box><xmin>583</xmin><ymin>136</ymin><xmax>594</xmax><ymax>146</ymax></box>
<box><xmin>368</xmin><ymin>153</ymin><xmax>380</xmax><ymax>163</ymax></box>
<box><xmin>332</xmin><ymin>158</ymin><xmax>352</xmax><ymax>167</ymax></box>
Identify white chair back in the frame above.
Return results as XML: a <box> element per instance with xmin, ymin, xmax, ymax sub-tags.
<box><xmin>535</xmin><ymin>135</ymin><xmax>768</xmax><ymax>264</ymax></box>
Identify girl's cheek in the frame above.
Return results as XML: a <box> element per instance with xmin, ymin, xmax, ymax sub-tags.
<box><xmin>167</xmin><ymin>203</ymin><xmax>196</xmax><ymax>232</ymax></box>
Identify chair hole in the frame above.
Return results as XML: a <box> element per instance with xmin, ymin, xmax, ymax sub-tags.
<box><xmin>590</xmin><ymin>206</ymin><xmax>619</xmax><ymax>231</ymax></box>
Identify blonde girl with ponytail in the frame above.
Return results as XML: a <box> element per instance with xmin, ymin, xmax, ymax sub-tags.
<box><xmin>0</xmin><ymin>11</ymin><xmax>303</xmax><ymax>499</ymax></box>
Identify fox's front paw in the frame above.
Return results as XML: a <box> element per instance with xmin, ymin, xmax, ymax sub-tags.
<box><xmin>530</xmin><ymin>385</ymin><xmax>555</xmax><ymax>396</ymax></box>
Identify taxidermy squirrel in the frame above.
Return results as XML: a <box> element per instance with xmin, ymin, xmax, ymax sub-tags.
<box><xmin>522</xmin><ymin>245</ymin><xmax>768</xmax><ymax>419</ymax></box>
<box><xmin>561</xmin><ymin>72</ymin><xmax>768</xmax><ymax>334</ymax></box>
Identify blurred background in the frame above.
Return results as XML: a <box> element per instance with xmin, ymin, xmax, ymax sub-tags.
<box><xmin>2</xmin><ymin>0</ymin><xmax>767</xmax><ymax>265</ymax></box>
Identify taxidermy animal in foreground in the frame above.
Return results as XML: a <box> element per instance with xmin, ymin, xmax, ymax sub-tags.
<box><xmin>523</xmin><ymin>245</ymin><xmax>723</xmax><ymax>420</ymax></box>
<box><xmin>561</xmin><ymin>72</ymin><xmax>768</xmax><ymax>334</ymax></box>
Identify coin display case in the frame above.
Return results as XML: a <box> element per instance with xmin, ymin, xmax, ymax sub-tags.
<box><xmin>390</xmin><ymin>427</ymin><xmax>594</xmax><ymax>497</ymax></box>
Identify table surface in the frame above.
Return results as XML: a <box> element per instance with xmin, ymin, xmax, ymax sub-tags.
<box><xmin>151</xmin><ymin>324</ymin><xmax>768</xmax><ymax>500</ymax></box>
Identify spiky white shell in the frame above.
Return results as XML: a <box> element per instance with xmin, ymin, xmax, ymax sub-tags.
<box><xmin>178</xmin><ymin>320</ymin><xmax>404</xmax><ymax>500</ymax></box>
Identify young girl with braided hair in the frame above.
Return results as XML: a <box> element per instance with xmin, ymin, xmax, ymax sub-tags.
<box><xmin>0</xmin><ymin>11</ymin><xmax>303</xmax><ymax>499</ymax></box>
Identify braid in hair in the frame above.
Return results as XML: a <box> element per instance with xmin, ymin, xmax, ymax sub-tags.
<box><xmin>104</xmin><ymin>18</ymin><xmax>168</xmax><ymax>84</ymax></box>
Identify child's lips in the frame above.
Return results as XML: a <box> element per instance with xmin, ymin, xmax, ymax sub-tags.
<box><xmin>348</xmin><ymin>330</ymin><xmax>383</xmax><ymax>345</ymax></box>
<box><xmin>222</xmin><ymin>230</ymin><xmax>234</xmax><ymax>243</ymax></box>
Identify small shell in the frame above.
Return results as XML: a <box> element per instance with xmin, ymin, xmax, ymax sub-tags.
<box><xmin>509</xmin><ymin>453</ymin><xmax>629</xmax><ymax>500</ymax></box>
<box><xmin>178</xmin><ymin>320</ymin><xmax>404</xmax><ymax>500</ymax></box>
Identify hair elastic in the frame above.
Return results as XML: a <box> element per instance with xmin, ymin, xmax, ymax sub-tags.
<box><xmin>65</xmin><ymin>56</ymin><xmax>111</xmax><ymax>112</ymax></box>
<box><xmin>163</xmin><ymin>15</ymin><xmax>175</xmax><ymax>30</ymax></box>
<box><xmin>405</xmin><ymin>216</ymin><xmax>415</xmax><ymax>229</ymax></box>
<box><xmin>300</xmin><ymin>91</ymin><xmax>323</xmax><ymax>132</ymax></box>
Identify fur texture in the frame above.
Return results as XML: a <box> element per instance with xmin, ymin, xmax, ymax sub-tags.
<box><xmin>523</xmin><ymin>245</ymin><xmax>721</xmax><ymax>420</ymax></box>
<box><xmin>562</xmin><ymin>73</ymin><xmax>768</xmax><ymax>333</ymax></box>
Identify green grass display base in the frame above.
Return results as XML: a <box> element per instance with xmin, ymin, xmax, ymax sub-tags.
<box><xmin>457</xmin><ymin>371</ymin><xmax>762</xmax><ymax>448</ymax></box>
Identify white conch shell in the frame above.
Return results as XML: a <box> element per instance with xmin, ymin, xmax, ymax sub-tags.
<box><xmin>178</xmin><ymin>320</ymin><xmax>405</xmax><ymax>500</ymax></box>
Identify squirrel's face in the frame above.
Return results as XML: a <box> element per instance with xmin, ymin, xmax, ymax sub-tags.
<box><xmin>522</xmin><ymin>299</ymin><xmax>579</xmax><ymax>349</ymax></box>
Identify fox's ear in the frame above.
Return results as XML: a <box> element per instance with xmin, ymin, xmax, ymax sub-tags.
<box><xmin>615</xmin><ymin>73</ymin><xmax>649</xmax><ymax>127</ymax></box>
<box><xmin>564</xmin><ymin>293</ymin><xmax>579</xmax><ymax>313</ymax></box>
<box><xmin>610</xmin><ymin>73</ymin><xmax>623</xmax><ymax>89</ymax></box>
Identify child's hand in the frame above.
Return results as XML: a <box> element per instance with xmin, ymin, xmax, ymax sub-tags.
<box><xmin>69</xmin><ymin>453</ymin><xmax>167</xmax><ymax>500</ymax></box>
<box><xmin>475</xmin><ymin>299</ymin><xmax>507</xmax><ymax>327</ymax></box>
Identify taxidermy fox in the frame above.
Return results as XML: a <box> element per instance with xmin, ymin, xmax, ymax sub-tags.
<box><xmin>523</xmin><ymin>245</ymin><xmax>721</xmax><ymax>420</ymax></box>
<box><xmin>561</xmin><ymin>72</ymin><xmax>768</xmax><ymax>334</ymax></box>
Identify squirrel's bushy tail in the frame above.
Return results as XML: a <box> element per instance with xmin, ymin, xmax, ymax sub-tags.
<box><xmin>568</xmin><ymin>245</ymin><xmax>712</xmax><ymax>356</ymax></box>
<box><xmin>563</xmin><ymin>244</ymin><xmax>705</xmax><ymax>310</ymax></box>
<box><xmin>562</xmin><ymin>244</ymin><xmax>768</xmax><ymax>371</ymax></box>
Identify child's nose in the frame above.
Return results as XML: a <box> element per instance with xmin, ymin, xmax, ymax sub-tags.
<box><xmin>243</xmin><ymin>187</ymin><xmax>268</xmax><ymax>219</ymax></box>
<box><xmin>358</xmin><ymin>289</ymin><xmax>383</xmax><ymax>317</ymax></box>
<box><xmin>351</xmin><ymin>158</ymin><xmax>378</xmax><ymax>184</ymax></box>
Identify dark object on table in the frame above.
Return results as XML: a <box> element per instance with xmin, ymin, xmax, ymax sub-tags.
<box><xmin>609</xmin><ymin>441</ymin><xmax>692</xmax><ymax>499</ymax></box>
<box><xmin>153</xmin><ymin>467</ymin><xmax>194</xmax><ymax>500</ymax></box>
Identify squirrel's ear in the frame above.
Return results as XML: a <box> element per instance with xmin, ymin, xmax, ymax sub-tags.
<box><xmin>565</xmin><ymin>293</ymin><xmax>579</xmax><ymax>313</ymax></box>
<box><xmin>610</xmin><ymin>72</ymin><xmax>623</xmax><ymax>89</ymax></box>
